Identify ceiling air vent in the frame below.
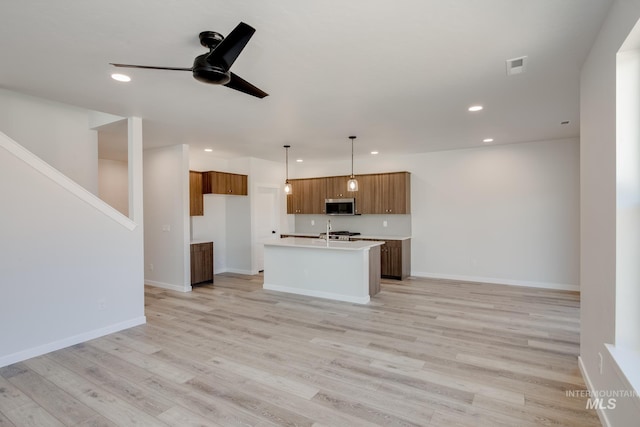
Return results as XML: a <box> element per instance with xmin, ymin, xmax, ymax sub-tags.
<box><xmin>506</xmin><ymin>56</ymin><xmax>527</xmax><ymax>76</ymax></box>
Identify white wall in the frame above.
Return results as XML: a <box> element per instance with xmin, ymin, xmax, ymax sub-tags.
<box><xmin>580</xmin><ymin>1</ymin><xmax>640</xmax><ymax>425</ymax></box>
<box><xmin>98</xmin><ymin>158</ymin><xmax>128</xmax><ymax>216</ymax></box>
<box><xmin>292</xmin><ymin>138</ymin><xmax>580</xmax><ymax>289</ymax></box>
<box><xmin>144</xmin><ymin>145</ymin><xmax>191</xmax><ymax>292</ymax></box>
<box><xmin>192</xmin><ymin>194</ymin><xmax>228</xmax><ymax>272</ymax></box>
<box><xmin>0</xmin><ymin>89</ymin><xmax>99</xmax><ymax>193</ymax></box>
<box><xmin>226</xmin><ymin>195</ymin><xmax>252</xmax><ymax>273</ymax></box>
<box><xmin>616</xmin><ymin>48</ymin><xmax>640</xmax><ymax>353</ymax></box>
<box><xmin>0</xmin><ymin>129</ymin><xmax>145</xmax><ymax>367</ymax></box>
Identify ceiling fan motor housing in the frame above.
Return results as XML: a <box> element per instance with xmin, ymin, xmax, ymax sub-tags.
<box><xmin>192</xmin><ymin>54</ymin><xmax>231</xmax><ymax>85</ymax></box>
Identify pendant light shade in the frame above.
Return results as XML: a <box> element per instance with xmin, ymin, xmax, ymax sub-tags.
<box><xmin>283</xmin><ymin>145</ymin><xmax>292</xmax><ymax>195</ymax></box>
<box><xmin>347</xmin><ymin>136</ymin><xmax>358</xmax><ymax>192</ymax></box>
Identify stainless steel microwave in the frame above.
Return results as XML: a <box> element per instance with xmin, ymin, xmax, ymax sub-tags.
<box><xmin>325</xmin><ymin>198</ymin><xmax>355</xmax><ymax>215</ymax></box>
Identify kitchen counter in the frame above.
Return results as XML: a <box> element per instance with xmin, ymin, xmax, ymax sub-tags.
<box><xmin>263</xmin><ymin>237</ymin><xmax>383</xmax><ymax>304</ymax></box>
<box><xmin>280</xmin><ymin>232</ymin><xmax>411</xmax><ymax>241</ymax></box>
<box><xmin>354</xmin><ymin>235</ymin><xmax>411</xmax><ymax>241</ymax></box>
<box><xmin>266</xmin><ymin>237</ymin><xmax>384</xmax><ymax>251</ymax></box>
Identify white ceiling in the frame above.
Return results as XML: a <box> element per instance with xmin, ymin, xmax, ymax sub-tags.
<box><xmin>0</xmin><ymin>0</ymin><xmax>612</xmax><ymax>163</ymax></box>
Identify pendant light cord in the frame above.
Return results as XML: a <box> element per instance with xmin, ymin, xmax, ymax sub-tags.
<box><xmin>349</xmin><ymin>136</ymin><xmax>356</xmax><ymax>178</ymax></box>
<box><xmin>351</xmin><ymin>139</ymin><xmax>354</xmax><ymax>178</ymax></box>
<box><xmin>284</xmin><ymin>144</ymin><xmax>290</xmax><ymax>182</ymax></box>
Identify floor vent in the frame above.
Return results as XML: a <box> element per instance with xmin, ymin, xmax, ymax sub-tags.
<box><xmin>506</xmin><ymin>56</ymin><xmax>527</xmax><ymax>76</ymax></box>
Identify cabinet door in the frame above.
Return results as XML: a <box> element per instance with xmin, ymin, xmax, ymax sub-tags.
<box><xmin>304</xmin><ymin>178</ymin><xmax>325</xmax><ymax>214</ymax></box>
<box><xmin>325</xmin><ymin>176</ymin><xmax>350</xmax><ymax>199</ymax></box>
<box><xmin>383</xmin><ymin>172</ymin><xmax>410</xmax><ymax>214</ymax></box>
<box><xmin>228</xmin><ymin>173</ymin><xmax>248</xmax><ymax>195</ymax></box>
<box><xmin>204</xmin><ymin>171</ymin><xmax>225</xmax><ymax>194</ymax></box>
<box><xmin>216</xmin><ymin>172</ymin><xmax>231</xmax><ymax>194</ymax></box>
<box><xmin>286</xmin><ymin>179</ymin><xmax>302</xmax><ymax>214</ymax></box>
<box><xmin>189</xmin><ymin>171</ymin><xmax>204</xmax><ymax>216</ymax></box>
<box><xmin>372</xmin><ymin>172</ymin><xmax>410</xmax><ymax>214</ymax></box>
<box><xmin>287</xmin><ymin>178</ymin><xmax>324</xmax><ymax>214</ymax></box>
<box><xmin>354</xmin><ymin>174</ymin><xmax>377</xmax><ymax>214</ymax></box>
<box><xmin>191</xmin><ymin>242</ymin><xmax>213</xmax><ymax>284</ymax></box>
<box><xmin>381</xmin><ymin>240</ymin><xmax>402</xmax><ymax>279</ymax></box>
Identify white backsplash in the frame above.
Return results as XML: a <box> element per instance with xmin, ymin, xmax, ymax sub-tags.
<box><xmin>293</xmin><ymin>214</ymin><xmax>411</xmax><ymax>237</ymax></box>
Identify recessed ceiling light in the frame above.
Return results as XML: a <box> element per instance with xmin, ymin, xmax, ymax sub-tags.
<box><xmin>468</xmin><ymin>105</ymin><xmax>483</xmax><ymax>112</ymax></box>
<box><xmin>483</xmin><ymin>138</ymin><xmax>494</xmax><ymax>143</ymax></box>
<box><xmin>204</xmin><ymin>148</ymin><xmax>213</xmax><ymax>152</ymax></box>
<box><xmin>296</xmin><ymin>159</ymin><xmax>303</xmax><ymax>162</ymax></box>
<box><xmin>371</xmin><ymin>151</ymin><xmax>379</xmax><ymax>155</ymax></box>
<box><xmin>111</xmin><ymin>73</ymin><xmax>131</xmax><ymax>82</ymax></box>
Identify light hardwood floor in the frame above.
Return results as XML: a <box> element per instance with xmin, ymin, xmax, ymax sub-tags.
<box><xmin>0</xmin><ymin>274</ymin><xmax>600</xmax><ymax>426</ymax></box>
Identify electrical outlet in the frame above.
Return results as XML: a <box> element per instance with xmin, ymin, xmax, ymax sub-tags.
<box><xmin>162</xmin><ymin>224</ymin><xmax>171</xmax><ymax>232</ymax></box>
<box><xmin>598</xmin><ymin>352</ymin><xmax>603</xmax><ymax>374</ymax></box>
<box><xmin>149</xmin><ymin>263</ymin><xmax>154</xmax><ymax>271</ymax></box>
<box><xmin>383</xmin><ymin>220</ymin><xmax>388</xmax><ymax>227</ymax></box>
<box><xmin>98</xmin><ymin>299</ymin><xmax>106</xmax><ymax>310</ymax></box>
<box><xmin>311</xmin><ymin>220</ymin><xmax>315</xmax><ymax>226</ymax></box>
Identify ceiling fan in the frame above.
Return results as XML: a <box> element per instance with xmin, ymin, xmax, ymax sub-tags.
<box><xmin>110</xmin><ymin>22</ymin><xmax>268</xmax><ymax>98</ymax></box>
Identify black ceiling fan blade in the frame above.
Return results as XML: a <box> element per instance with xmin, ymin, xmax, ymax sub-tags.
<box><xmin>206</xmin><ymin>22</ymin><xmax>256</xmax><ymax>69</ymax></box>
<box><xmin>224</xmin><ymin>72</ymin><xmax>268</xmax><ymax>98</ymax></box>
<box><xmin>110</xmin><ymin>63</ymin><xmax>192</xmax><ymax>72</ymax></box>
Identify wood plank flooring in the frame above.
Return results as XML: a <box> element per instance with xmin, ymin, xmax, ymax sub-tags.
<box><xmin>0</xmin><ymin>274</ymin><xmax>600</xmax><ymax>426</ymax></box>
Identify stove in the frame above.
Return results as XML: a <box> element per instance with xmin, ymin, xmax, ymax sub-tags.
<box><xmin>320</xmin><ymin>231</ymin><xmax>361</xmax><ymax>241</ymax></box>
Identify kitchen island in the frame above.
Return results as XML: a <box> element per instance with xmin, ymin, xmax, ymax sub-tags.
<box><xmin>263</xmin><ymin>237</ymin><xmax>384</xmax><ymax>304</ymax></box>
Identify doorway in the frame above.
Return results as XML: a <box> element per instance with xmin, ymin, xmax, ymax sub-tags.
<box><xmin>254</xmin><ymin>185</ymin><xmax>280</xmax><ymax>272</ymax></box>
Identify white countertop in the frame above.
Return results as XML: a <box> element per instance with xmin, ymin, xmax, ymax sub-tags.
<box><xmin>265</xmin><ymin>237</ymin><xmax>384</xmax><ymax>251</ymax></box>
<box><xmin>355</xmin><ymin>235</ymin><xmax>411</xmax><ymax>241</ymax></box>
<box><xmin>280</xmin><ymin>232</ymin><xmax>411</xmax><ymax>241</ymax></box>
<box><xmin>190</xmin><ymin>240</ymin><xmax>213</xmax><ymax>245</ymax></box>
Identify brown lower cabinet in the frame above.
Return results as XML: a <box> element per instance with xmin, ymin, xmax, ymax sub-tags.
<box><xmin>352</xmin><ymin>238</ymin><xmax>411</xmax><ymax>280</ymax></box>
<box><xmin>191</xmin><ymin>242</ymin><xmax>213</xmax><ymax>285</ymax></box>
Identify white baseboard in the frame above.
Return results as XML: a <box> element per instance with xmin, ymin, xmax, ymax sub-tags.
<box><xmin>220</xmin><ymin>268</ymin><xmax>254</xmax><ymax>275</ymax></box>
<box><xmin>263</xmin><ymin>283</ymin><xmax>370</xmax><ymax>305</ymax></box>
<box><xmin>579</xmin><ymin>356</ymin><xmax>612</xmax><ymax>427</ymax></box>
<box><xmin>0</xmin><ymin>316</ymin><xmax>146</xmax><ymax>368</ymax></box>
<box><xmin>411</xmin><ymin>271</ymin><xmax>579</xmax><ymax>291</ymax></box>
<box><xmin>145</xmin><ymin>280</ymin><xmax>192</xmax><ymax>293</ymax></box>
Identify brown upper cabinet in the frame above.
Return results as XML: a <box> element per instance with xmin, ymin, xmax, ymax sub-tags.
<box><xmin>189</xmin><ymin>171</ymin><xmax>204</xmax><ymax>216</ymax></box>
<box><xmin>203</xmin><ymin>171</ymin><xmax>248</xmax><ymax>195</ymax></box>
<box><xmin>365</xmin><ymin>172</ymin><xmax>411</xmax><ymax>214</ymax></box>
<box><xmin>286</xmin><ymin>171</ymin><xmax>410</xmax><ymax>215</ymax></box>
<box><xmin>287</xmin><ymin>178</ymin><xmax>325</xmax><ymax>214</ymax></box>
<box><xmin>325</xmin><ymin>175</ymin><xmax>351</xmax><ymax>199</ymax></box>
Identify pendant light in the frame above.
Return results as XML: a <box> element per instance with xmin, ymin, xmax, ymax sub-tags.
<box><xmin>283</xmin><ymin>144</ymin><xmax>292</xmax><ymax>195</ymax></box>
<box><xmin>347</xmin><ymin>136</ymin><xmax>358</xmax><ymax>191</ymax></box>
